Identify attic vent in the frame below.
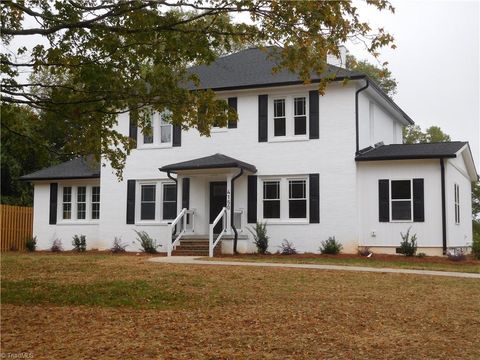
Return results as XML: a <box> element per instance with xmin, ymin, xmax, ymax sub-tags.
<box><xmin>374</xmin><ymin>141</ymin><xmax>384</xmax><ymax>148</ymax></box>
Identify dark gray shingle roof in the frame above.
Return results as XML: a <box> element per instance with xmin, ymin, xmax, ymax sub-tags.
<box><xmin>20</xmin><ymin>157</ymin><xmax>100</xmax><ymax>181</ymax></box>
<box><xmin>159</xmin><ymin>153</ymin><xmax>257</xmax><ymax>173</ymax></box>
<box><xmin>355</xmin><ymin>142</ymin><xmax>468</xmax><ymax>161</ymax></box>
<box><xmin>187</xmin><ymin>47</ymin><xmax>364</xmax><ymax>91</ymax></box>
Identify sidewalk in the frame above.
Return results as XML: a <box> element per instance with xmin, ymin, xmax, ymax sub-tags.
<box><xmin>149</xmin><ymin>256</ymin><xmax>480</xmax><ymax>279</ymax></box>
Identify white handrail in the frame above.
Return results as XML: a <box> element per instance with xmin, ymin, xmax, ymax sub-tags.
<box><xmin>167</xmin><ymin>208</ymin><xmax>187</xmax><ymax>256</ymax></box>
<box><xmin>209</xmin><ymin>207</ymin><xmax>227</xmax><ymax>257</ymax></box>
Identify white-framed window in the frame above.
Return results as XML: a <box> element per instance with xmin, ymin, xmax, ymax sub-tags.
<box><xmin>62</xmin><ymin>186</ymin><xmax>72</xmax><ymax>220</ymax></box>
<box><xmin>91</xmin><ymin>186</ymin><xmax>100</xmax><ymax>220</ymax></box>
<box><xmin>270</xmin><ymin>94</ymin><xmax>308</xmax><ymax>140</ymax></box>
<box><xmin>138</xmin><ymin>112</ymin><xmax>173</xmax><ymax>148</ymax></box>
<box><xmin>260</xmin><ymin>176</ymin><xmax>309</xmax><ymax>222</ymax></box>
<box><xmin>136</xmin><ymin>180</ymin><xmax>177</xmax><ymax>223</ymax></box>
<box><xmin>77</xmin><ymin>186</ymin><xmax>87</xmax><ymax>219</ymax></box>
<box><xmin>140</xmin><ymin>184</ymin><xmax>156</xmax><ymax>220</ymax></box>
<box><xmin>390</xmin><ymin>180</ymin><xmax>413</xmax><ymax>221</ymax></box>
<box><xmin>60</xmin><ymin>185</ymin><xmax>100</xmax><ymax>222</ymax></box>
<box><xmin>454</xmin><ymin>183</ymin><xmax>460</xmax><ymax>224</ymax></box>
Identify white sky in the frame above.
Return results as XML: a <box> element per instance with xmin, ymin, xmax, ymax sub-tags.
<box><xmin>348</xmin><ymin>0</ymin><xmax>479</xmax><ymax>168</ymax></box>
<box><xmin>5</xmin><ymin>1</ymin><xmax>479</xmax><ymax>168</ymax></box>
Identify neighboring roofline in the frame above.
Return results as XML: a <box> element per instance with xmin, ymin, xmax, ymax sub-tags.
<box><xmin>355</xmin><ymin>154</ymin><xmax>457</xmax><ymax>162</ymax></box>
<box><xmin>457</xmin><ymin>144</ymin><xmax>479</xmax><ymax>181</ymax></box>
<box><xmin>20</xmin><ymin>175</ymin><xmax>100</xmax><ymax>182</ymax></box>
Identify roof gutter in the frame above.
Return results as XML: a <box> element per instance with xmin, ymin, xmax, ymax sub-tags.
<box><xmin>355</xmin><ymin>78</ymin><xmax>369</xmax><ymax>155</ymax></box>
<box><xmin>231</xmin><ymin>168</ymin><xmax>243</xmax><ymax>254</ymax></box>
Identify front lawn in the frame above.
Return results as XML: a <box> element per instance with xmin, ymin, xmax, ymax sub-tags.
<box><xmin>211</xmin><ymin>253</ymin><xmax>480</xmax><ymax>273</ymax></box>
<box><xmin>1</xmin><ymin>253</ymin><xmax>479</xmax><ymax>359</ymax></box>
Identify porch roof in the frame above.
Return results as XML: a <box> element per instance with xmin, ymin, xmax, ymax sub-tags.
<box><xmin>159</xmin><ymin>153</ymin><xmax>257</xmax><ymax>173</ymax></box>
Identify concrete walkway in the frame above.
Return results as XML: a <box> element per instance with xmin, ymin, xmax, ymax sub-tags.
<box><xmin>149</xmin><ymin>256</ymin><xmax>480</xmax><ymax>279</ymax></box>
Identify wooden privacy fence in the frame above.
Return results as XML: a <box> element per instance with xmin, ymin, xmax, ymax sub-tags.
<box><xmin>0</xmin><ymin>205</ymin><xmax>33</xmax><ymax>251</ymax></box>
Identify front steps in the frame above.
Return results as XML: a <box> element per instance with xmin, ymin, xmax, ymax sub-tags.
<box><xmin>171</xmin><ymin>238</ymin><xmax>222</xmax><ymax>256</ymax></box>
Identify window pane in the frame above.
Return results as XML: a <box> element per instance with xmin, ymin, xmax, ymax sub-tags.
<box><xmin>92</xmin><ymin>203</ymin><xmax>100</xmax><ymax>220</ymax></box>
<box><xmin>92</xmin><ymin>186</ymin><xmax>100</xmax><ymax>202</ymax></box>
<box><xmin>289</xmin><ymin>180</ymin><xmax>306</xmax><ymax>199</ymax></box>
<box><xmin>392</xmin><ymin>201</ymin><xmax>412</xmax><ymax>220</ymax></box>
<box><xmin>274</xmin><ymin>118</ymin><xmax>286</xmax><ymax>136</ymax></box>
<box><xmin>163</xmin><ymin>184</ymin><xmax>176</xmax><ymax>201</ymax></box>
<box><xmin>274</xmin><ymin>99</ymin><xmax>285</xmax><ymax>117</ymax></box>
<box><xmin>63</xmin><ymin>203</ymin><xmax>71</xmax><ymax>220</ymax></box>
<box><xmin>263</xmin><ymin>200</ymin><xmax>280</xmax><ymax>218</ymax></box>
<box><xmin>294</xmin><ymin>116</ymin><xmax>307</xmax><ymax>135</ymax></box>
<box><xmin>161</xmin><ymin>125</ymin><xmax>172</xmax><ymax>143</ymax></box>
<box><xmin>163</xmin><ymin>203</ymin><xmax>176</xmax><ymax>220</ymax></box>
<box><xmin>77</xmin><ymin>186</ymin><xmax>86</xmax><ymax>202</ymax></box>
<box><xmin>264</xmin><ymin>181</ymin><xmax>280</xmax><ymax>200</ymax></box>
<box><xmin>391</xmin><ymin>180</ymin><xmax>411</xmax><ymax>199</ymax></box>
<box><xmin>77</xmin><ymin>203</ymin><xmax>86</xmax><ymax>219</ymax></box>
<box><xmin>294</xmin><ymin>97</ymin><xmax>306</xmax><ymax>116</ymax></box>
<box><xmin>63</xmin><ymin>187</ymin><xmax>72</xmax><ymax>202</ymax></box>
<box><xmin>289</xmin><ymin>199</ymin><xmax>307</xmax><ymax>218</ymax></box>
<box><xmin>141</xmin><ymin>203</ymin><xmax>155</xmax><ymax>220</ymax></box>
<box><xmin>141</xmin><ymin>185</ymin><xmax>156</xmax><ymax>201</ymax></box>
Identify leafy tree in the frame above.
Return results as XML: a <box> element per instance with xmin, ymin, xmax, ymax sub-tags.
<box><xmin>1</xmin><ymin>0</ymin><xmax>395</xmax><ymax>176</ymax></box>
<box><xmin>403</xmin><ymin>125</ymin><xmax>451</xmax><ymax>144</ymax></box>
<box><xmin>346</xmin><ymin>54</ymin><xmax>397</xmax><ymax>96</ymax></box>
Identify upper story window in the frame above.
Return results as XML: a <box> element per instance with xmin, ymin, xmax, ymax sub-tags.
<box><xmin>390</xmin><ymin>180</ymin><xmax>412</xmax><ymax>221</ymax></box>
<box><xmin>454</xmin><ymin>183</ymin><xmax>460</xmax><ymax>224</ymax></box>
<box><xmin>139</xmin><ymin>112</ymin><xmax>172</xmax><ymax>148</ymax></box>
<box><xmin>60</xmin><ymin>185</ymin><xmax>100</xmax><ymax>222</ymax></box>
<box><xmin>270</xmin><ymin>95</ymin><xmax>308</xmax><ymax>140</ymax></box>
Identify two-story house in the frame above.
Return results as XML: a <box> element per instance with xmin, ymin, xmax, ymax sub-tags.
<box><xmin>22</xmin><ymin>47</ymin><xmax>478</xmax><ymax>256</ymax></box>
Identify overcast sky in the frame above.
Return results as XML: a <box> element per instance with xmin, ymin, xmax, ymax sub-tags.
<box><xmin>348</xmin><ymin>0</ymin><xmax>479</xmax><ymax>167</ymax></box>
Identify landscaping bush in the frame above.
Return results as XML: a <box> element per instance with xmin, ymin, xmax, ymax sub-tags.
<box><xmin>416</xmin><ymin>252</ymin><xmax>427</xmax><ymax>258</ymax></box>
<box><xmin>319</xmin><ymin>236</ymin><xmax>343</xmax><ymax>255</ymax></box>
<box><xmin>358</xmin><ymin>246</ymin><xmax>372</xmax><ymax>257</ymax></box>
<box><xmin>472</xmin><ymin>222</ymin><xmax>480</xmax><ymax>259</ymax></box>
<box><xmin>247</xmin><ymin>221</ymin><xmax>269</xmax><ymax>254</ymax></box>
<box><xmin>447</xmin><ymin>248</ymin><xmax>466</xmax><ymax>262</ymax></box>
<box><xmin>25</xmin><ymin>236</ymin><xmax>37</xmax><ymax>252</ymax></box>
<box><xmin>399</xmin><ymin>227</ymin><xmax>417</xmax><ymax>256</ymax></box>
<box><xmin>279</xmin><ymin>239</ymin><xmax>297</xmax><ymax>255</ymax></box>
<box><xmin>134</xmin><ymin>231</ymin><xmax>159</xmax><ymax>254</ymax></box>
<box><xmin>50</xmin><ymin>239</ymin><xmax>63</xmax><ymax>252</ymax></box>
<box><xmin>111</xmin><ymin>237</ymin><xmax>128</xmax><ymax>253</ymax></box>
<box><xmin>72</xmin><ymin>234</ymin><xmax>87</xmax><ymax>252</ymax></box>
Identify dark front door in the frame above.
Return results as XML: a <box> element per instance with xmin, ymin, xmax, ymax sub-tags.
<box><xmin>210</xmin><ymin>181</ymin><xmax>227</xmax><ymax>234</ymax></box>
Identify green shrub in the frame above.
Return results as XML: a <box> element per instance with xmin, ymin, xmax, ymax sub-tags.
<box><xmin>134</xmin><ymin>231</ymin><xmax>159</xmax><ymax>253</ymax></box>
<box><xmin>25</xmin><ymin>236</ymin><xmax>37</xmax><ymax>252</ymax></box>
<box><xmin>279</xmin><ymin>239</ymin><xmax>297</xmax><ymax>255</ymax></box>
<box><xmin>111</xmin><ymin>237</ymin><xmax>128</xmax><ymax>253</ymax></box>
<box><xmin>248</xmin><ymin>222</ymin><xmax>269</xmax><ymax>254</ymax></box>
<box><xmin>319</xmin><ymin>236</ymin><xmax>343</xmax><ymax>255</ymax></box>
<box><xmin>399</xmin><ymin>227</ymin><xmax>417</xmax><ymax>256</ymax></box>
<box><xmin>472</xmin><ymin>220</ymin><xmax>480</xmax><ymax>260</ymax></box>
<box><xmin>416</xmin><ymin>252</ymin><xmax>427</xmax><ymax>258</ymax></box>
<box><xmin>358</xmin><ymin>246</ymin><xmax>371</xmax><ymax>257</ymax></box>
<box><xmin>72</xmin><ymin>234</ymin><xmax>87</xmax><ymax>252</ymax></box>
<box><xmin>51</xmin><ymin>239</ymin><xmax>63</xmax><ymax>252</ymax></box>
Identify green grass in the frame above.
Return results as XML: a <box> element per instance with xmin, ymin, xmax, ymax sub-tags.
<box><xmin>211</xmin><ymin>255</ymin><xmax>480</xmax><ymax>273</ymax></box>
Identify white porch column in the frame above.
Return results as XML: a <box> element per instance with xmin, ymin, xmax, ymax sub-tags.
<box><xmin>226</xmin><ymin>173</ymin><xmax>232</xmax><ymax>234</ymax></box>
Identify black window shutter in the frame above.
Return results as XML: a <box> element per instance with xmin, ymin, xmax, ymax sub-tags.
<box><xmin>309</xmin><ymin>174</ymin><xmax>320</xmax><ymax>223</ymax></box>
<box><xmin>247</xmin><ymin>175</ymin><xmax>257</xmax><ymax>223</ymax></box>
<box><xmin>227</xmin><ymin>97</ymin><xmax>238</xmax><ymax>129</ymax></box>
<box><xmin>413</xmin><ymin>178</ymin><xmax>425</xmax><ymax>222</ymax></box>
<box><xmin>49</xmin><ymin>183</ymin><xmax>58</xmax><ymax>225</ymax></box>
<box><xmin>378</xmin><ymin>179</ymin><xmax>389</xmax><ymax>222</ymax></box>
<box><xmin>126</xmin><ymin>180</ymin><xmax>136</xmax><ymax>224</ymax></box>
<box><xmin>172</xmin><ymin>125</ymin><xmax>181</xmax><ymax>147</ymax></box>
<box><xmin>258</xmin><ymin>95</ymin><xmax>268</xmax><ymax>142</ymax></box>
<box><xmin>182</xmin><ymin>178</ymin><xmax>190</xmax><ymax>209</ymax></box>
<box><xmin>129</xmin><ymin>110</ymin><xmax>138</xmax><ymax>144</ymax></box>
<box><xmin>309</xmin><ymin>90</ymin><xmax>319</xmax><ymax>139</ymax></box>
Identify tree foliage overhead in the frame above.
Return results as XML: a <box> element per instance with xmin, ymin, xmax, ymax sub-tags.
<box><xmin>346</xmin><ymin>54</ymin><xmax>397</xmax><ymax>97</ymax></box>
<box><xmin>403</xmin><ymin>125</ymin><xmax>451</xmax><ymax>144</ymax></box>
<box><xmin>2</xmin><ymin>0</ymin><xmax>395</xmax><ymax>175</ymax></box>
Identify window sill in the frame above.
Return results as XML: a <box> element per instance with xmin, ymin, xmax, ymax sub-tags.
<box><xmin>389</xmin><ymin>220</ymin><xmax>413</xmax><ymax>223</ymax></box>
<box><xmin>211</xmin><ymin>128</ymin><xmax>228</xmax><ymax>133</ymax></box>
<box><xmin>268</xmin><ymin>136</ymin><xmax>309</xmax><ymax>143</ymax></box>
<box><xmin>137</xmin><ymin>144</ymin><xmax>173</xmax><ymax>150</ymax></box>
<box><xmin>260</xmin><ymin>219</ymin><xmax>309</xmax><ymax>225</ymax></box>
<box><xmin>56</xmin><ymin>221</ymin><xmax>99</xmax><ymax>226</ymax></box>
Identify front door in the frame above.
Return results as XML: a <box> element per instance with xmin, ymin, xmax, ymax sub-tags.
<box><xmin>209</xmin><ymin>181</ymin><xmax>227</xmax><ymax>234</ymax></box>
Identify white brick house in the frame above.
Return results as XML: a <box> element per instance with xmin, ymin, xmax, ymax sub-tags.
<box><xmin>22</xmin><ymin>48</ymin><xmax>478</xmax><ymax>256</ymax></box>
